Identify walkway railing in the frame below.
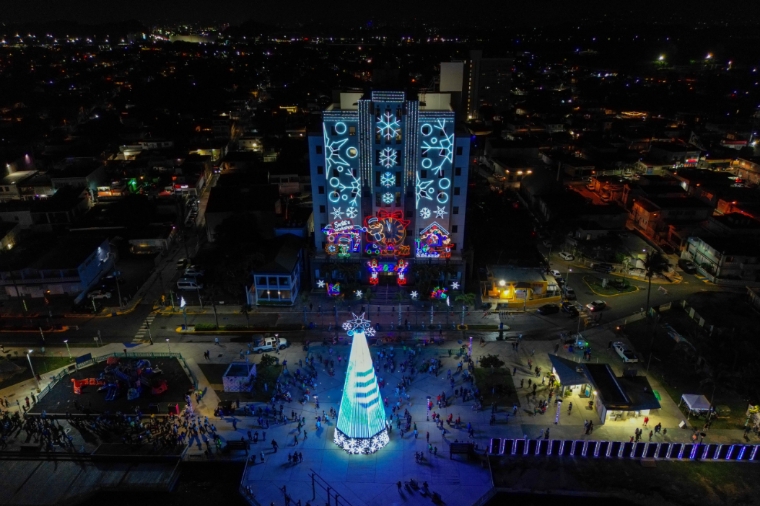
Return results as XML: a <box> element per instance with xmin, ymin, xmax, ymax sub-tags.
<box><xmin>486</xmin><ymin>438</ymin><xmax>759</xmax><ymax>462</ymax></box>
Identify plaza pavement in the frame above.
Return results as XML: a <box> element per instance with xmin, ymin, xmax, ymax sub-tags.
<box><xmin>0</xmin><ymin>321</ymin><xmax>753</xmax><ymax>506</ymax></box>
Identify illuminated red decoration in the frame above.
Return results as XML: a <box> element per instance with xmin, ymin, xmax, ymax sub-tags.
<box><xmin>367</xmin><ymin>258</ymin><xmax>380</xmax><ymax>285</ymax></box>
<box><xmin>395</xmin><ymin>258</ymin><xmax>409</xmax><ymax>286</ymax></box>
<box><xmin>364</xmin><ymin>210</ymin><xmax>411</xmax><ymax>257</ymax></box>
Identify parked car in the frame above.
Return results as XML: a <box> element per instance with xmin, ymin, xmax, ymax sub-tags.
<box><xmin>252</xmin><ymin>336</ymin><xmax>289</xmax><ymax>353</ymax></box>
<box><xmin>563</xmin><ymin>286</ymin><xmax>576</xmax><ymax>300</ymax></box>
<box><xmin>613</xmin><ymin>342</ymin><xmax>639</xmax><ymax>363</ymax></box>
<box><xmin>586</xmin><ymin>300</ymin><xmax>607</xmax><ymax>312</ymax></box>
<box><xmin>592</xmin><ymin>262</ymin><xmax>613</xmax><ymax>273</ymax></box>
<box><xmin>88</xmin><ymin>290</ymin><xmax>112</xmax><ymax>300</ymax></box>
<box><xmin>558</xmin><ymin>251</ymin><xmax>574</xmax><ymax>261</ymax></box>
<box><xmin>678</xmin><ymin>259</ymin><xmax>698</xmax><ymax>274</ymax></box>
<box><xmin>177</xmin><ymin>258</ymin><xmax>189</xmax><ymax>269</ymax></box>
<box><xmin>550</xmin><ymin>269</ymin><xmax>563</xmax><ymax>279</ymax></box>
<box><xmin>561</xmin><ymin>301</ymin><xmax>579</xmax><ymax>317</ymax></box>
<box><xmin>184</xmin><ymin>266</ymin><xmax>205</xmax><ymax>277</ymax></box>
<box><xmin>177</xmin><ymin>278</ymin><xmax>203</xmax><ymax>290</ymax></box>
<box><xmin>537</xmin><ymin>304</ymin><xmax>560</xmax><ymax>315</ymax></box>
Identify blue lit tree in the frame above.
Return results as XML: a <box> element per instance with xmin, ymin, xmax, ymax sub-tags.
<box><xmin>334</xmin><ymin>313</ymin><xmax>389</xmax><ymax>454</ymax></box>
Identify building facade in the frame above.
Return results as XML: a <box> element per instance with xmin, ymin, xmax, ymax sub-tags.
<box><xmin>309</xmin><ymin>91</ymin><xmax>470</xmax><ymax>289</ymax></box>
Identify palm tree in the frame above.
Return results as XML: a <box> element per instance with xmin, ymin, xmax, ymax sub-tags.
<box><xmin>643</xmin><ymin>250</ymin><xmax>670</xmax><ymax>319</ymax></box>
<box><xmin>455</xmin><ymin>292</ymin><xmax>476</xmax><ymax>326</ymax></box>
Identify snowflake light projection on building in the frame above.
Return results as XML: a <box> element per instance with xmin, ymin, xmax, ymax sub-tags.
<box><xmin>420</xmin><ymin>118</ymin><xmax>454</xmax><ymax>176</ymax></box>
<box><xmin>334</xmin><ymin>313</ymin><xmax>387</xmax><ymax>454</ymax></box>
<box><xmin>415</xmin><ymin>173</ymin><xmax>434</xmax><ymax>208</ymax></box>
<box><xmin>380</xmin><ymin>171</ymin><xmax>396</xmax><ymax>188</ymax></box>
<box><xmin>382</xmin><ymin>192</ymin><xmax>395</xmax><ymax>205</ymax></box>
<box><xmin>379</xmin><ymin>148</ymin><xmax>398</xmax><ymax>168</ymax></box>
<box><xmin>345</xmin><ymin>207</ymin><xmax>358</xmax><ymax>219</ymax></box>
<box><xmin>434</xmin><ymin>206</ymin><xmax>448</xmax><ymax>219</ymax></box>
<box><xmin>331</xmin><ymin>207</ymin><xmax>344</xmax><ymax>220</ymax></box>
<box><xmin>324</xmin><ymin>124</ymin><xmax>361</xmax><ymax>208</ymax></box>
<box><xmin>419</xmin><ymin>207</ymin><xmax>431</xmax><ymax>219</ymax></box>
<box><xmin>376</xmin><ymin>111</ymin><xmax>401</xmax><ymax>140</ymax></box>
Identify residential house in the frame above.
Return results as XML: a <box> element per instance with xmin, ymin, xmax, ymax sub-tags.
<box><xmin>480</xmin><ymin>266</ymin><xmax>560</xmax><ymax>306</ymax></box>
<box><xmin>631</xmin><ymin>196</ymin><xmax>713</xmax><ymax>244</ymax></box>
<box><xmin>685</xmin><ymin>236</ymin><xmax>760</xmax><ymax>283</ymax></box>
<box><xmin>247</xmin><ymin>235</ymin><xmax>304</xmax><ymax>306</ymax></box>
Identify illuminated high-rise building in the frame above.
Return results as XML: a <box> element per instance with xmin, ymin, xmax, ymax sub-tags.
<box><xmin>309</xmin><ymin>91</ymin><xmax>470</xmax><ymax>288</ymax></box>
<box><xmin>334</xmin><ymin>313</ymin><xmax>388</xmax><ymax>454</ymax></box>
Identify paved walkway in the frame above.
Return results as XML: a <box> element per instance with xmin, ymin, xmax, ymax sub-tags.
<box><xmin>1</xmin><ymin>325</ymin><xmax>755</xmax><ymax>505</ymax></box>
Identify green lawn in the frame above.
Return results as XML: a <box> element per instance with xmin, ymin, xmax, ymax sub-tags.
<box><xmin>621</xmin><ymin>313</ymin><xmax>748</xmax><ymax>429</ymax></box>
<box><xmin>0</xmin><ymin>356</ymin><xmax>72</xmax><ymax>390</ymax></box>
<box><xmin>582</xmin><ymin>275</ymin><xmax>638</xmax><ymax>296</ymax></box>
<box><xmin>473</xmin><ymin>367</ymin><xmax>519</xmax><ymax>409</ymax></box>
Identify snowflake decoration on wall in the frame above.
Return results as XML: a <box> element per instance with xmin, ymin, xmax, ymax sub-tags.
<box><xmin>379</xmin><ymin>148</ymin><xmax>398</xmax><ymax>168</ymax></box>
<box><xmin>323</xmin><ymin>124</ymin><xmax>349</xmax><ymax>172</ymax></box>
<box><xmin>434</xmin><ymin>206</ymin><xmax>448</xmax><ymax>219</ymax></box>
<box><xmin>380</xmin><ymin>171</ymin><xmax>396</xmax><ymax>188</ymax></box>
<box><xmin>345</xmin><ymin>207</ymin><xmax>358</xmax><ymax>219</ymax></box>
<box><xmin>410</xmin><ymin>291</ymin><xmax>419</xmax><ymax>299</ymax></box>
<box><xmin>415</xmin><ymin>173</ymin><xmax>434</xmax><ymax>208</ymax></box>
<box><xmin>451</xmin><ymin>281</ymin><xmax>460</xmax><ymax>290</ymax></box>
<box><xmin>331</xmin><ymin>207</ymin><xmax>344</xmax><ymax>220</ymax></box>
<box><xmin>377</xmin><ymin>111</ymin><xmax>401</xmax><ymax>140</ymax></box>
<box><xmin>382</xmin><ymin>192</ymin><xmax>395</xmax><ymax>204</ymax></box>
<box><xmin>420</xmin><ymin>207</ymin><xmax>431</xmax><ymax>219</ymax></box>
<box><xmin>420</xmin><ymin>118</ymin><xmax>454</xmax><ymax>176</ymax></box>
<box><xmin>317</xmin><ymin>280</ymin><xmax>325</xmax><ymax>288</ymax></box>
<box><xmin>355</xmin><ymin>290</ymin><xmax>363</xmax><ymax>298</ymax></box>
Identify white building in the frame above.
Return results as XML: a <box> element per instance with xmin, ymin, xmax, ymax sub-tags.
<box><xmin>309</xmin><ymin>91</ymin><xmax>470</xmax><ymax>289</ymax></box>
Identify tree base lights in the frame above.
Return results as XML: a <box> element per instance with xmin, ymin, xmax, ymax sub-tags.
<box><xmin>333</xmin><ymin>428</ymin><xmax>389</xmax><ymax>455</ymax></box>
<box><xmin>334</xmin><ymin>313</ymin><xmax>388</xmax><ymax>455</ymax></box>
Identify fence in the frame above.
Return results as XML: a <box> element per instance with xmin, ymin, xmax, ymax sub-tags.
<box><xmin>487</xmin><ymin>438</ymin><xmax>759</xmax><ymax>462</ymax></box>
<box><xmin>34</xmin><ymin>351</ymin><xmax>196</xmax><ymax>405</ymax></box>
<box><xmin>239</xmin><ymin>456</ymin><xmax>262</xmax><ymax>506</ymax></box>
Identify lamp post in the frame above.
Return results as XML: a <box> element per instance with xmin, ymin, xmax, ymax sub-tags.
<box><xmin>27</xmin><ymin>350</ymin><xmax>40</xmax><ymax>389</ymax></box>
<box><xmin>166</xmin><ymin>339</ymin><xmax>171</xmax><ymax>354</ymax></box>
<box><xmin>63</xmin><ymin>339</ymin><xmax>72</xmax><ymax>359</ymax></box>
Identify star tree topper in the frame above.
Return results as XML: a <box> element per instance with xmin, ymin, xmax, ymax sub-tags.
<box><xmin>342</xmin><ymin>312</ymin><xmax>376</xmax><ymax>337</ymax></box>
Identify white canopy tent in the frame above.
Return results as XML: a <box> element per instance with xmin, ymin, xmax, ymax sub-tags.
<box><xmin>679</xmin><ymin>394</ymin><xmax>711</xmax><ymax>417</ymax></box>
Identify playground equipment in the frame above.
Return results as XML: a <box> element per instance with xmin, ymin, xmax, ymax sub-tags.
<box><xmin>127</xmin><ymin>386</ymin><xmax>142</xmax><ymax>401</ymax></box>
<box><xmin>151</xmin><ymin>379</ymin><xmax>168</xmax><ymax>396</ymax></box>
<box><xmin>102</xmin><ymin>357</ymin><xmax>168</xmax><ymax>402</ymax></box>
<box><xmin>71</xmin><ymin>377</ymin><xmax>105</xmax><ymax>395</ymax></box>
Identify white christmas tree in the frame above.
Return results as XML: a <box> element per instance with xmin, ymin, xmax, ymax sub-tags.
<box><xmin>334</xmin><ymin>313</ymin><xmax>389</xmax><ymax>454</ymax></box>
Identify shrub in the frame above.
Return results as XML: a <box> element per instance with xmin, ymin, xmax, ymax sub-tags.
<box><xmin>194</xmin><ymin>323</ymin><xmax>218</xmax><ymax>331</ymax></box>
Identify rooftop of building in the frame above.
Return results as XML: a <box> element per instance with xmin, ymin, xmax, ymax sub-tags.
<box><xmin>485</xmin><ymin>266</ymin><xmax>549</xmax><ymax>285</ymax></box>
<box><xmin>0</xmin><ymin>170</ymin><xmax>37</xmax><ymax>186</ymax></box>
<box><xmin>16</xmin><ymin>172</ymin><xmax>52</xmax><ymax>187</ymax></box>
<box><xmin>649</xmin><ymin>141</ymin><xmax>700</xmax><ymax>152</ymax></box>
<box><xmin>690</xmin><ymin>235</ymin><xmax>760</xmax><ymax>256</ymax></box>
<box><xmin>254</xmin><ymin>234</ymin><xmax>303</xmax><ymax>274</ymax></box>
<box><xmin>30</xmin><ymin>235</ymin><xmax>107</xmax><ymax>270</ymax></box>
<box><xmin>0</xmin><ymin>185</ymin><xmax>85</xmax><ymax>213</ymax></box>
<box><xmin>672</xmin><ymin>168</ymin><xmax>734</xmax><ymax>185</ymax></box>
<box><xmin>642</xmin><ymin>196</ymin><xmax>713</xmax><ymax>210</ymax></box>
<box><xmin>709</xmin><ymin>213</ymin><xmax>760</xmax><ymax>230</ymax></box>
<box><xmin>49</xmin><ymin>164</ymin><xmax>103</xmax><ymax>179</ymax></box>
<box><xmin>205</xmin><ymin>184</ymin><xmax>280</xmax><ymax>215</ymax></box>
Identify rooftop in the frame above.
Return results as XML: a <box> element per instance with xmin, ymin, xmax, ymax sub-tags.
<box><xmin>0</xmin><ymin>170</ymin><xmax>37</xmax><ymax>186</ymax></box>
<box><xmin>30</xmin><ymin>235</ymin><xmax>107</xmax><ymax>270</ymax></box>
<box><xmin>644</xmin><ymin>196</ymin><xmax>713</xmax><ymax>210</ymax></box>
<box><xmin>254</xmin><ymin>234</ymin><xmax>302</xmax><ymax>274</ymax></box>
<box><xmin>486</xmin><ymin>266</ymin><xmax>549</xmax><ymax>284</ymax></box>
<box><xmin>690</xmin><ymin>235</ymin><xmax>760</xmax><ymax>256</ymax></box>
<box><xmin>709</xmin><ymin>213</ymin><xmax>760</xmax><ymax>230</ymax></box>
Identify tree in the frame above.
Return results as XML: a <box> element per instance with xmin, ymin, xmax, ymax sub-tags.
<box><xmin>480</xmin><ymin>354</ymin><xmax>505</xmax><ymax>369</ymax></box>
<box><xmin>643</xmin><ymin>250</ymin><xmax>669</xmax><ymax>318</ymax></box>
<box><xmin>455</xmin><ymin>292</ymin><xmax>476</xmax><ymax>326</ymax></box>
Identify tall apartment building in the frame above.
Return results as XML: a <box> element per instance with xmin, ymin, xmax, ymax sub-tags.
<box><xmin>466</xmin><ymin>50</ymin><xmax>513</xmax><ymax>120</ymax></box>
<box><xmin>309</xmin><ymin>91</ymin><xmax>470</xmax><ymax>289</ymax></box>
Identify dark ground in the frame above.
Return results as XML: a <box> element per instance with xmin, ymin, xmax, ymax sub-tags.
<box><xmin>77</xmin><ymin>461</ymin><xmax>248</xmax><ymax>506</ymax></box>
<box><xmin>30</xmin><ymin>357</ymin><xmax>193</xmax><ymax>416</ymax></box>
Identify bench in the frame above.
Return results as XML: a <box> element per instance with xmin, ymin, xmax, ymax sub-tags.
<box><xmin>225</xmin><ymin>440</ymin><xmax>249</xmax><ymax>455</ymax></box>
<box><xmin>449</xmin><ymin>442</ymin><xmax>474</xmax><ymax>460</ymax></box>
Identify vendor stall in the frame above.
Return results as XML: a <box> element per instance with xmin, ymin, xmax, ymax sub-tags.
<box><xmin>679</xmin><ymin>394</ymin><xmax>711</xmax><ymax>418</ymax></box>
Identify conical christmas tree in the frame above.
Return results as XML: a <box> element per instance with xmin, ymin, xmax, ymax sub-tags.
<box><xmin>334</xmin><ymin>313</ymin><xmax>389</xmax><ymax>454</ymax></box>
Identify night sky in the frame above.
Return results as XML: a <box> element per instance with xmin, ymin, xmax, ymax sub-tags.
<box><xmin>4</xmin><ymin>0</ymin><xmax>760</xmax><ymax>25</ymax></box>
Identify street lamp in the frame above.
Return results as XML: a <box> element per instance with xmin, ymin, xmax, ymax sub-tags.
<box><xmin>27</xmin><ymin>350</ymin><xmax>40</xmax><ymax>389</ymax></box>
<box><xmin>166</xmin><ymin>338</ymin><xmax>171</xmax><ymax>354</ymax></box>
<box><xmin>63</xmin><ymin>339</ymin><xmax>72</xmax><ymax>359</ymax></box>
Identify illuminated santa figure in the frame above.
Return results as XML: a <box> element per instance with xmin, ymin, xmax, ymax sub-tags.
<box><xmin>334</xmin><ymin>313</ymin><xmax>389</xmax><ymax>454</ymax></box>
